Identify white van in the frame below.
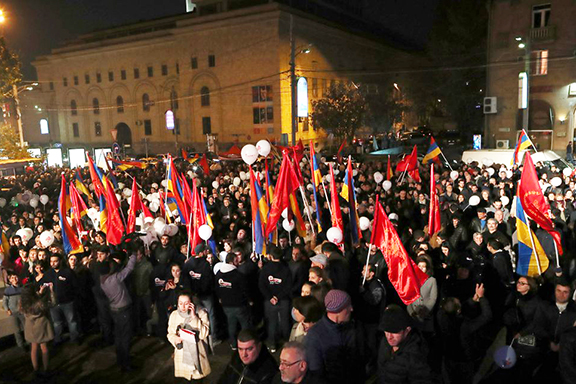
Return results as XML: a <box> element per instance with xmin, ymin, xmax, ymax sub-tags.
<box><xmin>461</xmin><ymin>149</ymin><xmax>574</xmax><ymax>170</ymax></box>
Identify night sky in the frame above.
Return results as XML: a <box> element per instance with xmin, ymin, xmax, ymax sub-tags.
<box><xmin>5</xmin><ymin>0</ymin><xmax>438</xmax><ymax>80</ymax></box>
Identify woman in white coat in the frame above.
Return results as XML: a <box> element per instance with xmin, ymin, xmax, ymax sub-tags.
<box><xmin>167</xmin><ymin>292</ymin><xmax>211</xmax><ymax>382</ymax></box>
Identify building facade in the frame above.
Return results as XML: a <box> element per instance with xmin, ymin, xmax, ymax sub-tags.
<box><xmin>23</xmin><ymin>0</ymin><xmax>407</xmax><ymax>162</ymax></box>
<box><xmin>486</xmin><ymin>0</ymin><xmax>576</xmax><ymax>152</ymax></box>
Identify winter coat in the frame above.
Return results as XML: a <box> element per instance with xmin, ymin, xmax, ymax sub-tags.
<box><xmin>377</xmin><ymin>330</ymin><xmax>432</xmax><ymax>384</ymax></box>
<box><xmin>218</xmin><ymin>346</ymin><xmax>278</xmax><ymax>384</ymax></box>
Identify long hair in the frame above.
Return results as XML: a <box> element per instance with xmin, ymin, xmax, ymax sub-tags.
<box><xmin>20</xmin><ymin>284</ymin><xmax>47</xmax><ymax>316</ymax></box>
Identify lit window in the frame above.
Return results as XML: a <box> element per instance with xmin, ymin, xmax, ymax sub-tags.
<box><xmin>532</xmin><ymin>50</ymin><xmax>548</xmax><ymax>75</ymax></box>
<box><xmin>40</xmin><ymin>119</ymin><xmax>49</xmax><ymax>135</ymax></box>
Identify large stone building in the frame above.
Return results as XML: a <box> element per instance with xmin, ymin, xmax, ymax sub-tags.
<box><xmin>22</xmin><ymin>0</ymin><xmax>410</xmax><ymax>163</ymax></box>
<box><xmin>485</xmin><ymin>0</ymin><xmax>576</xmax><ymax>152</ymax></box>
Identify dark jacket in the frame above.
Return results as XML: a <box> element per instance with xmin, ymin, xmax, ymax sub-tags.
<box><xmin>560</xmin><ymin>327</ymin><xmax>576</xmax><ymax>384</ymax></box>
<box><xmin>218</xmin><ymin>346</ymin><xmax>278</xmax><ymax>384</ymax></box>
<box><xmin>469</xmin><ymin>217</ymin><xmax>488</xmax><ymax>234</ymax></box>
<box><xmin>326</xmin><ymin>253</ymin><xmax>350</xmax><ymax>291</ymax></box>
<box><xmin>377</xmin><ymin>330</ymin><xmax>432</xmax><ymax>384</ymax></box>
<box><xmin>356</xmin><ymin>278</ymin><xmax>386</xmax><ymax>325</ymax></box>
<box><xmin>531</xmin><ymin>300</ymin><xmax>576</xmax><ymax>344</ymax></box>
<box><xmin>45</xmin><ymin>267</ymin><xmax>78</xmax><ymax>304</ymax></box>
<box><xmin>503</xmin><ymin>291</ymin><xmax>543</xmax><ymax>337</ymax></box>
<box><xmin>289</xmin><ymin>259</ymin><xmax>311</xmax><ymax>298</ymax></box>
<box><xmin>258</xmin><ymin>261</ymin><xmax>292</xmax><ymax>302</ymax></box>
<box><xmin>215</xmin><ymin>266</ymin><xmax>249</xmax><ymax>307</ymax></box>
<box><xmin>305</xmin><ymin>315</ymin><xmax>366</xmax><ymax>384</ymax></box>
<box><xmin>183</xmin><ymin>256</ymin><xmax>214</xmax><ymax>298</ymax></box>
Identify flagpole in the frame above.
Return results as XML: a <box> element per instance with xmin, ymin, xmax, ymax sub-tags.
<box><xmin>362</xmin><ymin>243</ymin><xmax>373</xmax><ymax>286</ymax></box>
<box><xmin>186</xmin><ymin>210</ymin><xmax>193</xmax><ymax>260</ymax></box>
<box><xmin>524</xmin><ymin>215</ymin><xmax>542</xmax><ymax>275</ymax></box>
<box><xmin>164</xmin><ymin>159</ymin><xmax>170</xmax><ymax>223</ymax></box>
<box><xmin>552</xmin><ymin>235</ymin><xmax>560</xmax><ymax>272</ymax></box>
<box><xmin>523</xmin><ymin>129</ymin><xmax>539</xmax><ymax>153</ymax></box>
<box><xmin>439</xmin><ymin>151</ymin><xmax>454</xmax><ymax>172</ymax></box>
<box><xmin>298</xmin><ymin>185</ymin><xmax>316</xmax><ymax>236</ymax></box>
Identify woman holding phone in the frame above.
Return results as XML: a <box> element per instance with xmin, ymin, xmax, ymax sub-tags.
<box><xmin>167</xmin><ymin>292</ymin><xmax>211</xmax><ymax>382</ymax></box>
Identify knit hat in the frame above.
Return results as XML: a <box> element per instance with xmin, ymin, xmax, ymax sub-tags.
<box><xmin>380</xmin><ymin>305</ymin><xmax>412</xmax><ymax>333</ymax></box>
<box><xmin>324</xmin><ymin>289</ymin><xmax>351</xmax><ymax>313</ymax></box>
<box><xmin>310</xmin><ymin>254</ymin><xmax>328</xmax><ymax>268</ymax></box>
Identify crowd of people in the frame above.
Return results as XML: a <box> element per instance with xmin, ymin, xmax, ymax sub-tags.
<box><xmin>1</xmin><ymin>148</ymin><xmax>576</xmax><ymax>384</ymax></box>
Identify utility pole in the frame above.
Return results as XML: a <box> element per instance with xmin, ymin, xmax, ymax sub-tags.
<box><xmin>290</xmin><ymin>14</ymin><xmax>297</xmax><ymax>146</ymax></box>
<box><xmin>12</xmin><ymin>84</ymin><xmax>25</xmax><ymax>148</ymax></box>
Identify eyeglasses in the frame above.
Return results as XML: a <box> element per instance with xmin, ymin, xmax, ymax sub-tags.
<box><xmin>279</xmin><ymin>359</ymin><xmax>302</xmax><ymax>368</ymax></box>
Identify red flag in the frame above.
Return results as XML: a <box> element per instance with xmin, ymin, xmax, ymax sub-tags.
<box><xmin>329</xmin><ymin>164</ymin><xmax>344</xmax><ymax>233</ymax></box>
<box><xmin>395</xmin><ymin>145</ymin><xmax>420</xmax><ymax>182</ymax></box>
<box><xmin>69</xmin><ymin>182</ymin><xmax>88</xmax><ymax>233</ymax></box>
<box><xmin>199</xmin><ymin>154</ymin><xmax>210</xmax><ymax>175</ymax></box>
<box><xmin>428</xmin><ymin>164</ymin><xmax>441</xmax><ymax>236</ymax></box>
<box><xmin>370</xmin><ymin>197</ymin><xmax>429</xmax><ymax>305</ymax></box>
<box><xmin>87</xmin><ymin>154</ymin><xmax>105</xmax><ymax>197</ymax></box>
<box><xmin>182</xmin><ymin>148</ymin><xmax>189</xmax><ymax>160</ymax></box>
<box><xmin>519</xmin><ymin>153</ymin><xmax>563</xmax><ymax>254</ymax></box>
<box><xmin>293</xmin><ymin>139</ymin><xmax>305</xmax><ymax>164</ymax></box>
<box><xmin>102</xmin><ymin>177</ymin><xmax>124</xmax><ymax>245</ymax></box>
<box><xmin>386</xmin><ymin>155</ymin><xmax>393</xmax><ymax>180</ymax></box>
<box><xmin>189</xmin><ymin>179</ymin><xmax>207</xmax><ymax>254</ymax></box>
<box><xmin>336</xmin><ymin>139</ymin><xmax>346</xmax><ymax>163</ymax></box>
<box><xmin>127</xmin><ymin>178</ymin><xmax>152</xmax><ymax>234</ymax></box>
<box><xmin>265</xmin><ymin>152</ymin><xmax>300</xmax><ymax>237</ymax></box>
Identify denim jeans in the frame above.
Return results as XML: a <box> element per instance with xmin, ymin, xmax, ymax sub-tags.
<box><xmin>50</xmin><ymin>301</ymin><xmax>79</xmax><ymax>343</ymax></box>
<box><xmin>264</xmin><ymin>299</ymin><xmax>291</xmax><ymax>347</ymax></box>
<box><xmin>111</xmin><ymin>306</ymin><xmax>132</xmax><ymax>369</ymax></box>
<box><xmin>200</xmin><ymin>295</ymin><xmax>217</xmax><ymax>337</ymax></box>
<box><xmin>94</xmin><ymin>293</ymin><xmax>113</xmax><ymax>343</ymax></box>
<box><xmin>8</xmin><ymin>312</ymin><xmax>25</xmax><ymax>347</ymax></box>
<box><xmin>222</xmin><ymin>306</ymin><xmax>250</xmax><ymax>347</ymax></box>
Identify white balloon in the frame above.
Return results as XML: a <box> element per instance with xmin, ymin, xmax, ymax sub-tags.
<box><xmin>374</xmin><ymin>172</ymin><xmax>384</xmax><ymax>184</ymax></box>
<box><xmin>233</xmin><ymin>177</ymin><xmax>241</xmax><ymax>186</ymax></box>
<box><xmin>123</xmin><ymin>188</ymin><xmax>132</xmax><ymax>197</ymax></box>
<box><xmin>500</xmin><ymin>196</ymin><xmax>510</xmax><ymax>207</ymax></box>
<box><xmin>353</xmin><ymin>169</ymin><xmax>358</xmax><ymax>177</ymax></box>
<box><xmin>198</xmin><ymin>224</ymin><xmax>213</xmax><ymax>240</ymax></box>
<box><xmin>167</xmin><ymin>223</ymin><xmax>179</xmax><ymax>237</ymax></box>
<box><xmin>281</xmin><ymin>208</ymin><xmax>288</xmax><ymax>219</ymax></box>
<box><xmin>256</xmin><ymin>140</ymin><xmax>271</xmax><ymax>157</ymax></box>
<box><xmin>30</xmin><ymin>198</ymin><xmax>39</xmax><ymax>208</ymax></box>
<box><xmin>550</xmin><ymin>177</ymin><xmax>562</xmax><ymax>187</ymax></box>
<box><xmin>39</xmin><ymin>231</ymin><xmax>55</xmax><ymax>248</ymax></box>
<box><xmin>144</xmin><ymin>216</ymin><xmax>154</xmax><ymax>225</ymax></box>
<box><xmin>115</xmin><ymin>193</ymin><xmax>122</xmax><ymax>202</ymax></box>
<box><xmin>117</xmin><ymin>182</ymin><xmax>125</xmax><ymax>190</ymax></box>
<box><xmin>469</xmin><ymin>195</ymin><xmax>481</xmax><ymax>206</ymax></box>
<box><xmin>241</xmin><ymin>144</ymin><xmax>259</xmax><ymax>165</ymax></box>
<box><xmin>482</xmin><ymin>158</ymin><xmax>494</xmax><ymax>167</ymax></box>
<box><xmin>563</xmin><ymin>167</ymin><xmax>573</xmax><ymax>177</ymax></box>
<box><xmin>16</xmin><ymin>228</ymin><xmax>33</xmax><ymax>244</ymax></box>
<box><xmin>149</xmin><ymin>201</ymin><xmax>160</xmax><ymax>212</ymax></box>
<box><xmin>307</xmin><ymin>184</ymin><xmax>313</xmax><ymax>191</ymax></box>
<box><xmin>155</xmin><ymin>223</ymin><xmax>168</xmax><ymax>237</ymax></box>
<box><xmin>450</xmin><ymin>170</ymin><xmax>459</xmax><ymax>180</ymax></box>
<box><xmin>382</xmin><ymin>180</ymin><xmax>392</xmax><ymax>191</ymax></box>
<box><xmin>212</xmin><ymin>181</ymin><xmax>219</xmax><ymax>189</ymax></box>
<box><xmin>135</xmin><ymin>217</ymin><xmax>143</xmax><ymax>228</ymax></box>
<box><xmin>0</xmin><ymin>197</ymin><xmax>5</xmax><ymax>207</ymax></box>
<box><xmin>506</xmin><ymin>170</ymin><xmax>513</xmax><ymax>179</ymax></box>
<box><xmin>359</xmin><ymin>217</ymin><xmax>370</xmax><ymax>231</ymax></box>
<box><xmin>40</xmin><ymin>194</ymin><xmax>49</xmax><ymax>205</ymax></box>
<box><xmin>21</xmin><ymin>192</ymin><xmax>31</xmax><ymax>204</ymax></box>
<box><xmin>326</xmin><ymin>227</ymin><xmax>343</xmax><ymax>244</ymax></box>
<box><xmin>161</xmin><ymin>180</ymin><xmax>168</xmax><ymax>188</ymax></box>
<box><xmin>239</xmin><ymin>171</ymin><xmax>247</xmax><ymax>181</ymax></box>
<box><xmin>334</xmin><ymin>169</ymin><xmax>340</xmax><ymax>176</ymax></box>
<box><xmin>282</xmin><ymin>218</ymin><xmax>295</xmax><ymax>232</ymax></box>
<box><xmin>152</xmin><ymin>183</ymin><xmax>159</xmax><ymax>189</ymax></box>
<box><xmin>127</xmin><ymin>196</ymin><xmax>132</xmax><ymax>205</ymax></box>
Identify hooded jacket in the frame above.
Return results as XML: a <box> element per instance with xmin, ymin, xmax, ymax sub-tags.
<box><xmin>377</xmin><ymin>330</ymin><xmax>432</xmax><ymax>384</ymax></box>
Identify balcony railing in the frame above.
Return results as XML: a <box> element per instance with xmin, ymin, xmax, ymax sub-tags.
<box><xmin>530</xmin><ymin>26</ymin><xmax>556</xmax><ymax>42</ymax></box>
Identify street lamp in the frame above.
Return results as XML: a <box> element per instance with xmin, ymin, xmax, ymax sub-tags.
<box><xmin>516</xmin><ymin>36</ymin><xmax>530</xmax><ymax>131</ymax></box>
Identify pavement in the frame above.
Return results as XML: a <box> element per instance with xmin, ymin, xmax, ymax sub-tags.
<box><xmin>0</xmin><ymin>333</ymin><xmax>237</xmax><ymax>384</ymax></box>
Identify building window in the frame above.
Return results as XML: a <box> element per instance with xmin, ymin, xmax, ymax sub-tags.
<box><xmin>202</xmin><ymin>116</ymin><xmax>212</xmax><ymax>134</ymax></box>
<box><xmin>162</xmin><ymin>64</ymin><xmax>168</xmax><ymax>76</ymax></box>
<box><xmin>93</xmin><ymin>98</ymin><xmax>100</xmax><ymax>114</ymax></box>
<box><xmin>532</xmin><ymin>50</ymin><xmax>549</xmax><ymax>75</ymax></box>
<box><xmin>96</xmin><ymin>73</ymin><xmax>102</xmax><ymax>83</ymax></box>
<box><xmin>191</xmin><ymin>57</ymin><xmax>198</xmax><ymax>69</ymax></box>
<box><xmin>252</xmin><ymin>85</ymin><xmax>273</xmax><ymax>102</ymax></box>
<box><xmin>142</xmin><ymin>93</ymin><xmax>150</xmax><ymax>111</ymax></box>
<box><xmin>94</xmin><ymin>122</ymin><xmax>102</xmax><ymax>136</ymax></box>
<box><xmin>121</xmin><ymin>69</ymin><xmax>127</xmax><ymax>80</ymax></box>
<box><xmin>71</xmin><ymin>100</ymin><xmax>77</xmax><ymax>116</ymax></box>
<box><xmin>312</xmin><ymin>78</ymin><xmax>318</xmax><ymax>98</ymax></box>
<box><xmin>74</xmin><ymin>76</ymin><xmax>79</xmax><ymax>86</ymax></box>
<box><xmin>176</xmin><ymin>63</ymin><xmax>180</xmax><ymax>75</ymax></box>
<box><xmin>63</xmin><ymin>77</ymin><xmax>68</xmax><ymax>87</ymax></box>
<box><xmin>72</xmin><ymin>123</ymin><xmax>79</xmax><ymax>138</ymax></box>
<box><xmin>147</xmin><ymin>66</ymin><xmax>154</xmax><ymax>77</ymax></box>
<box><xmin>116</xmin><ymin>96</ymin><xmax>124</xmax><ymax>113</ymax></box>
<box><xmin>85</xmin><ymin>74</ymin><xmax>90</xmax><ymax>84</ymax></box>
<box><xmin>144</xmin><ymin>119</ymin><xmax>152</xmax><ymax>136</ymax></box>
<box><xmin>109</xmin><ymin>71</ymin><xmax>114</xmax><ymax>82</ymax></box>
<box><xmin>201</xmin><ymin>86</ymin><xmax>210</xmax><ymax>106</ymax></box>
<box><xmin>533</xmin><ymin>4</ymin><xmax>551</xmax><ymax>28</ymax></box>
<box><xmin>134</xmin><ymin>68</ymin><xmax>140</xmax><ymax>79</ymax></box>
<box><xmin>170</xmin><ymin>89</ymin><xmax>179</xmax><ymax>110</ymax></box>
<box><xmin>253</xmin><ymin>107</ymin><xmax>274</xmax><ymax>124</ymax></box>
<box><xmin>40</xmin><ymin>119</ymin><xmax>49</xmax><ymax>135</ymax></box>
<box><xmin>49</xmin><ymin>82</ymin><xmax>54</xmax><ymax>91</ymax></box>
<box><xmin>208</xmin><ymin>55</ymin><xmax>216</xmax><ymax>67</ymax></box>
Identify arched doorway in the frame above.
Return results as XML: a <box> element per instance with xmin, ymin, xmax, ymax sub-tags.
<box><xmin>114</xmin><ymin>123</ymin><xmax>132</xmax><ymax>147</ymax></box>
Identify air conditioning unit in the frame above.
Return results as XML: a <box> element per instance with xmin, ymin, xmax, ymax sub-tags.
<box><xmin>496</xmin><ymin>139</ymin><xmax>510</xmax><ymax>149</ymax></box>
<box><xmin>483</xmin><ymin>97</ymin><xmax>497</xmax><ymax>114</ymax></box>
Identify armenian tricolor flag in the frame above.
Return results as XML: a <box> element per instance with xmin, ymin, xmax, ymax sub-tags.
<box><xmin>250</xmin><ymin>168</ymin><xmax>267</xmax><ymax>254</ymax></box>
<box><xmin>340</xmin><ymin>156</ymin><xmax>361</xmax><ymax>244</ymax></box>
<box><xmin>422</xmin><ymin>137</ymin><xmax>442</xmax><ymax>165</ymax></box>
<box><xmin>110</xmin><ymin>158</ymin><xmax>147</xmax><ymax>171</ymax></box>
<box><xmin>310</xmin><ymin>141</ymin><xmax>323</xmax><ymax>232</ymax></box>
<box><xmin>166</xmin><ymin>156</ymin><xmax>189</xmax><ymax>224</ymax></box>
<box><xmin>58</xmin><ymin>175</ymin><xmax>84</xmax><ymax>255</ymax></box>
<box><xmin>74</xmin><ymin>170</ymin><xmax>90</xmax><ymax>197</ymax></box>
<box><xmin>516</xmin><ymin>197</ymin><xmax>549</xmax><ymax>276</ymax></box>
<box><xmin>386</xmin><ymin>155</ymin><xmax>393</xmax><ymax>180</ymax></box>
<box><xmin>512</xmin><ymin>129</ymin><xmax>534</xmax><ymax>166</ymax></box>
